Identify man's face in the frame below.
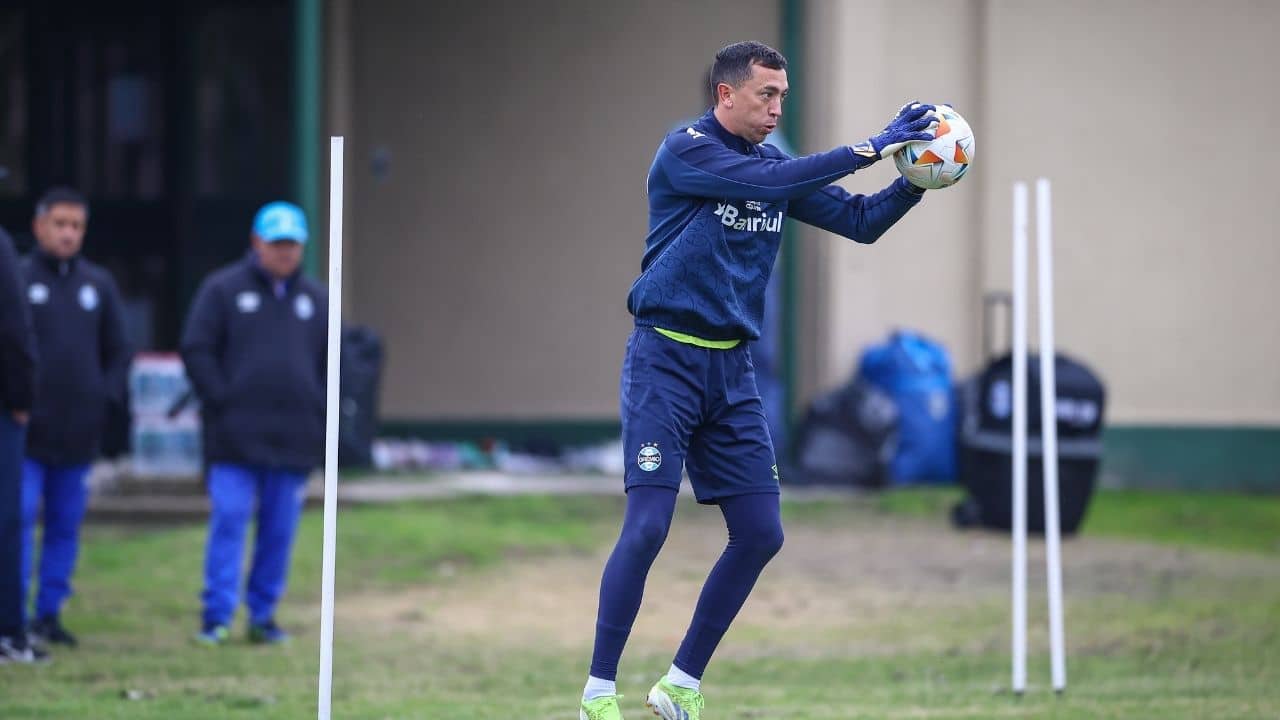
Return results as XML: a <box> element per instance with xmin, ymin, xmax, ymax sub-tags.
<box><xmin>718</xmin><ymin>63</ymin><xmax>789</xmax><ymax>144</ymax></box>
<box><xmin>32</xmin><ymin>203</ymin><xmax>87</xmax><ymax>260</ymax></box>
<box><xmin>253</xmin><ymin>235</ymin><xmax>304</xmax><ymax>279</ymax></box>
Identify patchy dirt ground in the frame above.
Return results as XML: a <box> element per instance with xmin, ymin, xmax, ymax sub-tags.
<box><xmin>334</xmin><ymin>499</ymin><xmax>1278</xmax><ymax>667</ymax></box>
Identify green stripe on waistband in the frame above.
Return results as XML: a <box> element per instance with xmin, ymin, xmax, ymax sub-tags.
<box><xmin>654</xmin><ymin>327</ymin><xmax>742</xmax><ymax>349</ymax></box>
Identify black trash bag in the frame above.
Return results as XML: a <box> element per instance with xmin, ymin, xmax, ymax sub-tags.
<box><xmin>788</xmin><ymin>380</ymin><xmax>898</xmax><ymax>488</ymax></box>
<box><xmin>338</xmin><ymin>325</ymin><xmax>384</xmax><ymax>468</ymax></box>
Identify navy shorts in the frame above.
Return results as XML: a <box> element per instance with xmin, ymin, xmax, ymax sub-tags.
<box><xmin>620</xmin><ymin>326</ymin><xmax>780</xmax><ymax>504</ymax></box>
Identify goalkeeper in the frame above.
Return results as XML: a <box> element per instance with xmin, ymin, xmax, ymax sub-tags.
<box><xmin>579</xmin><ymin>40</ymin><xmax>936</xmax><ymax>720</ymax></box>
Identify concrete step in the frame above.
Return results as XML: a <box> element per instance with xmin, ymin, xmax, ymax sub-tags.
<box><xmin>87</xmin><ymin>479</ymin><xmax>324</xmax><ymax>524</ymax></box>
<box><xmin>86</xmin><ymin>494</ymin><xmax>210</xmax><ymax>524</ymax></box>
<box><xmin>108</xmin><ymin>474</ymin><xmax>206</xmax><ymax>498</ymax></box>
<box><xmin>83</xmin><ymin>473</ymin><xmax>630</xmax><ymax>524</ymax></box>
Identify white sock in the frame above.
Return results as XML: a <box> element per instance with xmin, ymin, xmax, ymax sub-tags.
<box><xmin>666</xmin><ymin>663</ymin><xmax>701</xmax><ymax>692</ymax></box>
<box><xmin>583</xmin><ymin>675</ymin><xmax>617</xmax><ymax>701</ymax></box>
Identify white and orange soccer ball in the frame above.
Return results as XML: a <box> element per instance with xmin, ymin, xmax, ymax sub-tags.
<box><xmin>894</xmin><ymin>104</ymin><xmax>975</xmax><ymax>190</ymax></box>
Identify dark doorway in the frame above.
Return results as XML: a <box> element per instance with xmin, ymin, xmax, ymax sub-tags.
<box><xmin>0</xmin><ymin>0</ymin><xmax>293</xmax><ymax>351</ymax></box>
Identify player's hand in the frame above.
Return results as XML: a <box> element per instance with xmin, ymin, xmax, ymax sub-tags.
<box><xmin>854</xmin><ymin>102</ymin><xmax>938</xmax><ymax>161</ymax></box>
<box><xmin>11</xmin><ymin>410</ymin><xmax>29</xmax><ymax>425</ymax></box>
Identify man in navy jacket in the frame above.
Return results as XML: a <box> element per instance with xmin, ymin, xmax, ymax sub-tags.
<box><xmin>20</xmin><ymin>187</ymin><xmax>129</xmax><ymax>649</ymax></box>
<box><xmin>181</xmin><ymin>201</ymin><xmax>326</xmax><ymax>645</ymax></box>
<box><xmin>0</xmin><ymin>225</ymin><xmax>40</xmax><ymax>663</ymax></box>
<box><xmin>581</xmin><ymin>42</ymin><xmax>936</xmax><ymax>720</ymax></box>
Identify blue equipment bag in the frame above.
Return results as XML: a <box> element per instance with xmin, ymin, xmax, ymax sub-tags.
<box><xmin>857</xmin><ymin>330</ymin><xmax>957</xmax><ymax>484</ymax></box>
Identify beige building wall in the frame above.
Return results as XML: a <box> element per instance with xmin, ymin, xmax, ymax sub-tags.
<box><xmin>802</xmin><ymin>0</ymin><xmax>1280</xmax><ymax>425</ymax></box>
<box><xmin>980</xmin><ymin>0</ymin><xmax>1280</xmax><ymax>424</ymax></box>
<box><xmin>337</xmin><ymin>0</ymin><xmax>780</xmax><ymax>421</ymax></box>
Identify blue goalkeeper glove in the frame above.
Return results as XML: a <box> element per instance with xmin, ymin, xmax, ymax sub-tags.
<box><xmin>851</xmin><ymin>102</ymin><xmax>938</xmax><ymax>162</ymax></box>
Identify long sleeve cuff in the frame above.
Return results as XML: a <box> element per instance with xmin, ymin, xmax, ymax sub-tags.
<box><xmin>894</xmin><ymin>175</ymin><xmax>926</xmax><ymax>196</ymax></box>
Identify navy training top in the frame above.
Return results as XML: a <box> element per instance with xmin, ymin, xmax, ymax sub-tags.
<box><xmin>627</xmin><ymin>109</ymin><xmax>924</xmax><ymax>342</ymax></box>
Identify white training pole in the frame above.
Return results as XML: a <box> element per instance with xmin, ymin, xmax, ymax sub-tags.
<box><xmin>318</xmin><ymin>136</ymin><xmax>345</xmax><ymax>720</ymax></box>
<box><xmin>1011</xmin><ymin>182</ymin><xmax>1029</xmax><ymax>695</ymax></box>
<box><xmin>1036</xmin><ymin>178</ymin><xmax>1067</xmax><ymax>693</ymax></box>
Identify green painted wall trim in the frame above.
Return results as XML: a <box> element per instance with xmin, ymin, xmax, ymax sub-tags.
<box><xmin>380</xmin><ymin>419</ymin><xmax>622</xmax><ymax>447</ymax></box>
<box><xmin>779</xmin><ymin>0</ymin><xmax>804</xmax><ymax>460</ymax></box>
<box><xmin>293</xmin><ymin>0</ymin><xmax>322</xmax><ymax>276</ymax></box>
<box><xmin>1101</xmin><ymin>426</ymin><xmax>1280</xmax><ymax>492</ymax></box>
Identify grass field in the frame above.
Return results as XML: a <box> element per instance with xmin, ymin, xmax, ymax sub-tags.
<box><xmin>0</xmin><ymin>486</ymin><xmax>1277</xmax><ymax>719</ymax></box>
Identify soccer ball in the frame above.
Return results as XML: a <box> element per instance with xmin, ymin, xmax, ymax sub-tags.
<box><xmin>893</xmin><ymin>105</ymin><xmax>975</xmax><ymax>190</ymax></box>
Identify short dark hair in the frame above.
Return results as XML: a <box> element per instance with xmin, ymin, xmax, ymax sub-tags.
<box><xmin>709</xmin><ymin>41</ymin><xmax>787</xmax><ymax>102</ymax></box>
<box><xmin>35</xmin><ymin>186</ymin><xmax>89</xmax><ymax>217</ymax></box>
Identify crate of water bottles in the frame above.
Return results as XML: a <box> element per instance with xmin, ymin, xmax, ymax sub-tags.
<box><xmin>129</xmin><ymin>353</ymin><xmax>202</xmax><ymax>477</ymax></box>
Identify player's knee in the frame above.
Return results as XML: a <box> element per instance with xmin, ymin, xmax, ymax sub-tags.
<box><xmin>619</xmin><ymin>515</ymin><xmax>671</xmax><ymax>559</ymax></box>
<box><xmin>741</xmin><ymin>521</ymin><xmax>785</xmax><ymax>561</ymax></box>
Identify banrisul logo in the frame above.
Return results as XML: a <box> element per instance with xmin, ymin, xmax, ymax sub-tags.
<box><xmin>636</xmin><ymin>443</ymin><xmax>662</xmax><ymax>472</ymax></box>
<box><xmin>714</xmin><ymin>201</ymin><xmax>783</xmax><ymax>233</ymax></box>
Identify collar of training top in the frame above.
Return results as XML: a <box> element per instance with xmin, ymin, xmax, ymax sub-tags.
<box><xmin>35</xmin><ymin>247</ymin><xmax>80</xmax><ymax>275</ymax></box>
<box><xmin>244</xmin><ymin>250</ymin><xmax>301</xmax><ymax>290</ymax></box>
<box><xmin>696</xmin><ymin>108</ymin><xmax>759</xmax><ymax>157</ymax></box>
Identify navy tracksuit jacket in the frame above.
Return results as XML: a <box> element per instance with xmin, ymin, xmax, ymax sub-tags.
<box><xmin>180</xmin><ymin>253</ymin><xmax>328</xmax><ymax>472</ymax></box>
<box><xmin>0</xmin><ymin>229</ymin><xmax>36</xmax><ymax>416</ymax></box>
<box><xmin>21</xmin><ymin>250</ymin><xmax>130</xmax><ymax>466</ymax></box>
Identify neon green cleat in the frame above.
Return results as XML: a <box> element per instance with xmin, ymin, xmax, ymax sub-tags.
<box><xmin>580</xmin><ymin>694</ymin><xmax>625</xmax><ymax>720</ymax></box>
<box><xmin>645</xmin><ymin>677</ymin><xmax>704</xmax><ymax>720</ymax></box>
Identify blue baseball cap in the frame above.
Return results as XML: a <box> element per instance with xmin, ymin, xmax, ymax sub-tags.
<box><xmin>252</xmin><ymin>201</ymin><xmax>309</xmax><ymax>244</ymax></box>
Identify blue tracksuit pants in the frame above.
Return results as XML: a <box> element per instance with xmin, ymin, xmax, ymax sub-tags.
<box><xmin>201</xmin><ymin>463</ymin><xmax>307</xmax><ymax>627</ymax></box>
<box><xmin>20</xmin><ymin>459</ymin><xmax>91</xmax><ymax>623</ymax></box>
